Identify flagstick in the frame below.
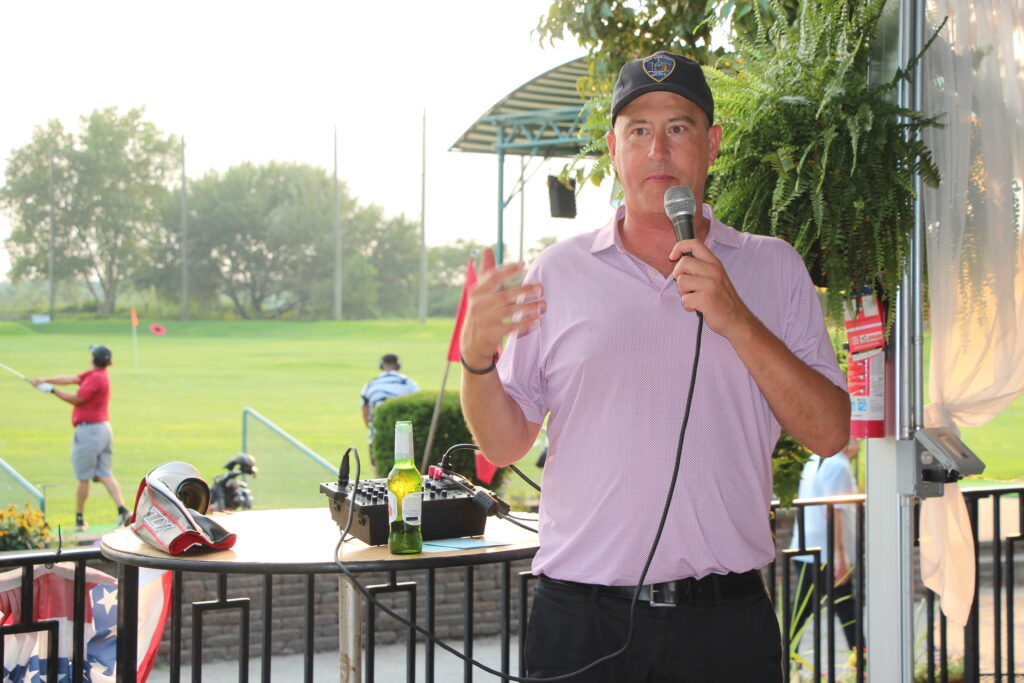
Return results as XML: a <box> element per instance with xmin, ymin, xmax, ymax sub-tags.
<box><xmin>132</xmin><ymin>319</ymin><xmax>139</xmax><ymax>370</ymax></box>
<box><xmin>421</xmin><ymin>252</ymin><xmax>478</xmax><ymax>472</ymax></box>
<box><xmin>420</xmin><ymin>361</ymin><xmax>451</xmax><ymax>472</ymax></box>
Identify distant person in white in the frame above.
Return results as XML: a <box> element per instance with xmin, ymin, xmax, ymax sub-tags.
<box><xmin>788</xmin><ymin>438</ymin><xmax>863</xmax><ymax>651</ymax></box>
<box><xmin>360</xmin><ymin>354</ymin><xmax>419</xmax><ymax>463</ymax></box>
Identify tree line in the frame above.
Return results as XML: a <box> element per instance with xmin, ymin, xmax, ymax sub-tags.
<box><xmin>1</xmin><ymin>107</ymin><xmax>488</xmax><ymax>319</ymax></box>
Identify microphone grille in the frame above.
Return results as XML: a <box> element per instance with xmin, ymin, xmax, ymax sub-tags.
<box><xmin>664</xmin><ymin>185</ymin><xmax>696</xmax><ymax>216</ymax></box>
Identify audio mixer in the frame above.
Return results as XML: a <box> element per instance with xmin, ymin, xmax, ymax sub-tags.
<box><xmin>321</xmin><ymin>476</ymin><xmax>488</xmax><ymax>546</ymax></box>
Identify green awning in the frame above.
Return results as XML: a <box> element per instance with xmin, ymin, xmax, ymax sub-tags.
<box><xmin>450</xmin><ymin>56</ymin><xmax>590</xmax><ymax>158</ymax></box>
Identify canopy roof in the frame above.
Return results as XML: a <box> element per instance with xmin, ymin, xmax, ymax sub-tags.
<box><xmin>450</xmin><ymin>56</ymin><xmax>590</xmax><ymax>158</ymax></box>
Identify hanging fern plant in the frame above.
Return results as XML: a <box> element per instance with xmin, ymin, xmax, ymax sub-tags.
<box><xmin>707</xmin><ymin>0</ymin><xmax>941</xmax><ymax>323</ymax></box>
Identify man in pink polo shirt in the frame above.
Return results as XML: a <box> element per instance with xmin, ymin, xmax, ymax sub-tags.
<box><xmin>33</xmin><ymin>344</ymin><xmax>130</xmax><ymax>532</ymax></box>
<box><xmin>460</xmin><ymin>51</ymin><xmax>849</xmax><ymax>681</ymax></box>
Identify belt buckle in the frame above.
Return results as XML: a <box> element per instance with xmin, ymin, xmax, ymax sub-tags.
<box><xmin>648</xmin><ymin>581</ymin><xmax>677</xmax><ymax>607</ymax></box>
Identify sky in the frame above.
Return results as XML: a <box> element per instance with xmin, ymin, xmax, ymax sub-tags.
<box><xmin>0</xmin><ymin>0</ymin><xmax>616</xmax><ymax>280</ymax></box>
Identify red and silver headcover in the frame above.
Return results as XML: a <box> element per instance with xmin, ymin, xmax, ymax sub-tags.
<box><xmin>129</xmin><ymin>462</ymin><xmax>237</xmax><ymax>555</ymax></box>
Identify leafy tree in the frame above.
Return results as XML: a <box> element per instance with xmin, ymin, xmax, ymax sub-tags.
<box><xmin>2</xmin><ymin>107</ymin><xmax>178</xmax><ymax>313</ymax></box>
<box><xmin>136</xmin><ymin>189</ymin><xmax>223</xmax><ymax>315</ymax></box>
<box><xmin>1</xmin><ymin>121</ymin><xmax>77</xmax><ymax>299</ymax></box>
<box><xmin>427</xmin><ymin>239</ymin><xmax>487</xmax><ymax>316</ymax></box>
<box><xmin>361</xmin><ymin>212</ymin><xmax>421</xmax><ymax>318</ymax></box>
<box><xmin>144</xmin><ymin>162</ymin><xmax>424</xmax><ymax>320</ymax></box>
<box><xmin>178</xmin><ymin>162</ymin><xmax>335</xmax><ymax>319</ymax></box>
<box><xmin>706</xmin><ymin>0</ymin><xmax>941</xmax><ymax>319</ymax></box>
<box><xmin>536</xmin><ymin>0</ymin><xmax>800</xmax><ymax>189</ymax></box>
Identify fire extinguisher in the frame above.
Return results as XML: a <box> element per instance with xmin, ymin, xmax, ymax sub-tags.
<box><xmin>848</xmin><ymin>351</ymin><xmax>885</xmax><ymax>438</ymax></box>
<box><xmin>845</xmin><ymin>292</ymin><xmax>886</xmax><ymax>438</ymax></box>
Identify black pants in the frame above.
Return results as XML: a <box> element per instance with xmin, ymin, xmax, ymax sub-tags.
<box><xmin>790</xmin><ymin>562</ymin><xmax>862</xmax><ymax>650</ymax></box>
<box><xmin>525</xmin><ymin>576</ymin><xmax>783</xmax><ymax>682</ymax></box>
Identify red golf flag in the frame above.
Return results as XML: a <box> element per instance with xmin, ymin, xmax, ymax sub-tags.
<box><xmin>475</xmin><ymin>452</ymin><xmax>498</xmax><ymax>485</ymax></box>
<box><xmin>447</xmin><ymin>258</ymin><xmax>477</xmax><ymax>362</ymax></box>
<box><xmin>447</xmin><ymin>256</ymin><xmax>500</xmax><ymax>485</ymax></box>
<box><xmin>131</xmin><ymin>308</ymin><xmax>139</xmax><ymax>328</ymax></box>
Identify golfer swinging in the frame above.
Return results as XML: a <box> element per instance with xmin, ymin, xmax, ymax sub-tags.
<box><xmin>32</xmin><ymin>345</ymin><xmax>131</xmax><ymax>531</ymax></box>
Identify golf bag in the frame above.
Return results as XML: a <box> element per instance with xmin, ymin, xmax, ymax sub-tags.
<box><xmin>209</xmin><ymin>453</ymin><xmax>258</xmax><ymax>512</ymax></box>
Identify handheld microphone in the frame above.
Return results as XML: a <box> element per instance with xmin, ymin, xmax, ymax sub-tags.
<box><xmin>664</xmin><ymin>185</ymin><xmax>696</xmax><ymax>241</ymax></box>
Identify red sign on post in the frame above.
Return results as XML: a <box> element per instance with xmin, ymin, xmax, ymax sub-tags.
<box><xmin>844</xmin><ymin>292</ymin><xmax>885</xmax><ymax>359</ymax></box>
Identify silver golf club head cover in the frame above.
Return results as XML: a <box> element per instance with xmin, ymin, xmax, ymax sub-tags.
<box><xmin>129</xmin><ymin>461</ymin><xmax>237</xmax><ymax>554</ymax></box>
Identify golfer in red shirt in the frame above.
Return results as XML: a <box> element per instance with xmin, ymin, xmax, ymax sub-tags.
<box><xmin>33</xmin><ymin>345</ymin><xmax>130</xmax><ymax>531</ymax></box>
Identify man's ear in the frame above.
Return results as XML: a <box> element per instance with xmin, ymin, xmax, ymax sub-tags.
<box><xmin>708</xmin><ymin>125</ymin><xmax>723</xmax><ymax>164</ymax></box>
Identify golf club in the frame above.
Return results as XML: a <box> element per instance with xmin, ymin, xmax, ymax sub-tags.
<box><xmin>0</xmin><ymin>361</ymin><xmax>30</xmax><ymax>383</ymax></box>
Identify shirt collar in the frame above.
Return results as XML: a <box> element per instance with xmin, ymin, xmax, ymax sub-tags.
<box><xmin>590</xmin><ymin>202</ymin><xmax>743</xmax><ymax>254</ymax></box>
<box><xmin>703</xmin><ymin>203</ymin><xmax>742</xmax><ymax>249</ymax></box>
<box><xmin>590</xmin><ymin>206</ymin><xmax>624</xmax><ymax>254</ymax></box>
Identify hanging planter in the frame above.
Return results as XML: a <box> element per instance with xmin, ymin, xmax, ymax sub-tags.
<box><xmin>707</xmin><ymin>0</ymin><xmax>942</xmax><ymax>324</ymax></box>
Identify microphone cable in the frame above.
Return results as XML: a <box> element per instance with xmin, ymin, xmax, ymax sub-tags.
<box><xmin>332</xmin><ymin>311</ymin><xmax>705</xmax><ymax>681</ymax></box>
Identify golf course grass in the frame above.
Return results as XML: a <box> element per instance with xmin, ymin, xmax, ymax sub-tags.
<box><xmin>0</xmin><ymin>318</ymin><xmax>1019</xmax><ymax>533</ymax></box>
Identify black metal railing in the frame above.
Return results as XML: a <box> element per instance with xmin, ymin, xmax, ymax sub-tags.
<box><xmin>774</xmin><ymin>492</ymin><xmax>867</xmax><ymax>683</ymax></box>
<box><xmin>2</xmin><ymin>486</ymin><xmax>1021</xmax><ymax>682</ymax></box>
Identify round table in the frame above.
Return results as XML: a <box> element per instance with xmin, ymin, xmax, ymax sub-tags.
<box><xmin>101</xmin><ymin>508</ymin><xmax>539</xmax><ymax>682</ymax></box>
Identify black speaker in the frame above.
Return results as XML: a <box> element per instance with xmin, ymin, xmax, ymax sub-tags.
<box><xmin>547</xmin><ymin>176</ymin><xmax>577</xmax><ymax>219</ymax></box>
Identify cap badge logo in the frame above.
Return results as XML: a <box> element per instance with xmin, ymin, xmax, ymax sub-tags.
<box><xmin>642</xmin><ymin>55</ymin><xmax>675</xmax><ymax>82</ymax></box>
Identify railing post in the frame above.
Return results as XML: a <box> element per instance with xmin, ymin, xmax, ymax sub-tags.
<box><xmin>116</xmin><ymin>563</ymin><xmax>139</xmax><ymax>683</ymax></box>
<box><xmin>339</xmin><ymin>576</ymin><xmax>363</xmax><ymax>683</ymax></box>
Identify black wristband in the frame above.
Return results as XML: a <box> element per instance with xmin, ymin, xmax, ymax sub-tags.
<box><xmin>460</xmin><ymin>352</ymin><xmax>499</xmax><ymax>375</ymax></box>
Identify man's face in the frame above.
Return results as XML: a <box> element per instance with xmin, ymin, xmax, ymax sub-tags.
<box><xmin>607</xmin><ymin>90</ymin><xmax>722</xmax><ymax>218</ymax></box>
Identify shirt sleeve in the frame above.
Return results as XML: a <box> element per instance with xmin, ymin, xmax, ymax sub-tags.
<box><xmin>77</xmin><ymin>373</ymin><xmax>100</xmax><ymax>401</ymax></box>
<box><xmin>496</xmin><ymin>264</ymin><xmax>548</xmax><ymax>426</ymax></box>
<box><xmin>779</xmin><ymin>245</ymin><xmax>847</xmax><ymax>391</ymax></box>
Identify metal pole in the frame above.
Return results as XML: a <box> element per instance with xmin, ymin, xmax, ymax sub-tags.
<box><xmin>419</xmin><ymin>110</ymin><xmax>428</xmax><ymax>323</ymax></box>
<box><xmin>334</xmin><ymin>128</ymin><xmax>342</xmax><ymax>321</ymax></box>
<box><xmin>180</xmin><ymin>137</ymin><xmax>189</xmax><ymax>321</ymax></box>
<box><xmin>867</xmin><ymin>2</ymin><xmax>923</xmax><ymax>680</ymax></box>
<box><xmin>910</xmin><ymin>0</ymin><xmax>925</xmax><ymax>432</ymax></box>
<box><xmin>47</xmin><ymin>148</ymin><xmax>56</xmax><ymax>321</ymax></box>
<box><xmin>496</xmin><ymin>128</ymin><xmax>505</xmax><ymax>265</ymax></box>
<box><xmin>519</xmin><ymin>157</ymin><xmax>526</xmax><ymax>263</ymax></box>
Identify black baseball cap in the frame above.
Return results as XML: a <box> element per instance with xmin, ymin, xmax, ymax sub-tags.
<box><xmin>611</xmin><ymin>51</ymin><xmax>714</xmax><ymax>127</ymax></box>
<box><xmin>381</xmin><ymin>353</ymin><xmax>399</xmax><ymax>366</ymax></box>
<box><xmin>90</xmin><ymin>344</ymin><xmax>113</xmax><ymax>366</ymax></box>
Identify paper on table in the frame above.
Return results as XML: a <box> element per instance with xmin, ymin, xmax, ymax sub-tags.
<box><xmin>421</xmin><ymin>538</ymin><xmax>511</xmax><ymax>553</ymax></box>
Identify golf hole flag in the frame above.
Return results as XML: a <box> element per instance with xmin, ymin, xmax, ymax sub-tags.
<box><xmin>445</xmin><ymin>257</ymin><xmax>499</xmax><ymax>485</ymax></box>
<box><xmin>446</xmin><ymin>257</ymin><xmax>477</xmax><ymax>363</ymax></box>
<box><xmin>1</xmin><ymin>563</ymin><xmax>171</xmax><ymax>682</ymax></box>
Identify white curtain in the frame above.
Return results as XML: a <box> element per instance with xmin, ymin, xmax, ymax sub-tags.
<box><xmin>919</xmin><ymin>0</ymin><xmax>1024</xmax><ymax>628</ymax></box>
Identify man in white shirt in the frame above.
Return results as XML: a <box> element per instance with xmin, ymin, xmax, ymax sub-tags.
<box><xmin>788</xmin><ymin>438</ymin><xmax>862</xmax><ymax>650</ymax></box>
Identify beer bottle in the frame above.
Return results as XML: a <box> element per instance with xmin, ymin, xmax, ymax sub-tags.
<box><xmin>387</xmin><ymin>420</ymin><xmax>423</xmax><ymax>554</ymax></box>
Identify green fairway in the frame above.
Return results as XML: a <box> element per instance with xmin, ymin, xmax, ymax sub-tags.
<box><xmin>0</xmin><ymin>318</ymin><xmax>550</xmax><ymax>531</ymax></box>
<box><xmin>0</xmin><ymin>319</ymin><xmax>1018</xmax><ymax>532</ymax></box>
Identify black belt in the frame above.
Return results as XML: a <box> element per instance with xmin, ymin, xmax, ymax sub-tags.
<box><xmin>539</xmin><ymin>569</ymin><xmax>765</xmax><ymax>607</ymax></box>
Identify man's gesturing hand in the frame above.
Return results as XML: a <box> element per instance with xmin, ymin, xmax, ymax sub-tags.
<box><xmin>669</xmin><ymin>239</ymin><xmax>754</xmax><ymax>339</ymax></box>
<box><xmin>460</xmin><ymin>248</ymin><xmax>545</xmax><ymax>369</ymax></box>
